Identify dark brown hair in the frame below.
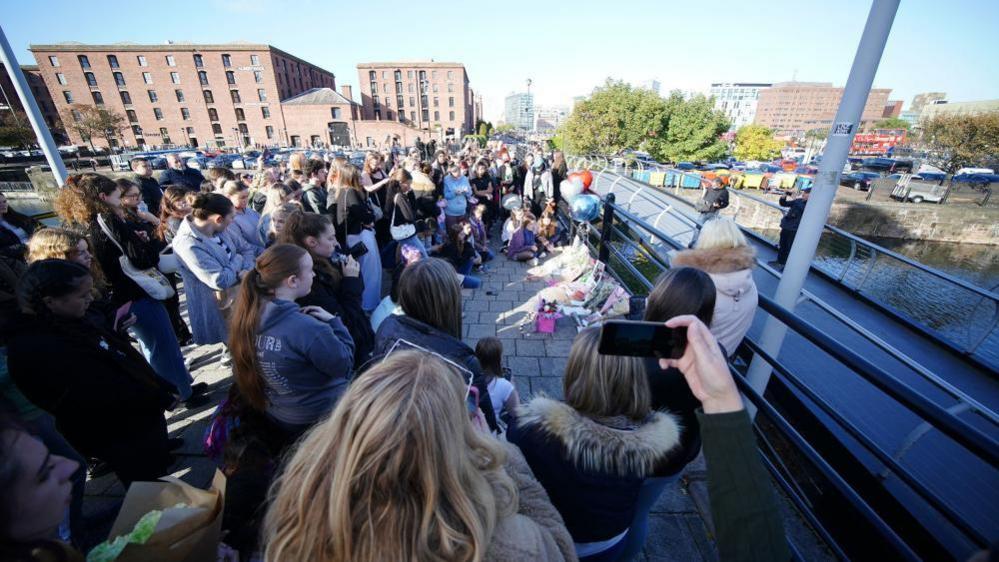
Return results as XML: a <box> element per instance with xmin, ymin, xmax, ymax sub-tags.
<box><xmin>397</xmin><ymin>258</ymin><xmax>462</xmax><ymax>339</ymax></box>
<box><xmin>229</xmin><ymin>244</ymin><xmax>308</xmax><ymax>411</ymax></box>
<box><xmin>157</xmin><ymin>187</ymin><xmax>193</xmax><ymax>241</ymax></box>
<box><xmin>278</xmin><ymin>211</ymin><xmax>339</xmax><ymax>280</ymax></box>
<box><xmin>474</xmin><ymin>337</ymin><xmax>503</xmax><ymax>382</ymax></box>
<box><xmin>190</xmin><ymin>193</ymin><xmax>234</xmax><ymax>221</ymax></box>
<box><xmin>644</xmin><ymin>267</ymin><xmax>716</xmax><ymax>325</ymax></box>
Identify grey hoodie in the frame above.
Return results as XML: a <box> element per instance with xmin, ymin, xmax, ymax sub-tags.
<box><xmin>256</xmin><ymin>299</ymin><xmax>355</xmax><ymax>427</ymax></box>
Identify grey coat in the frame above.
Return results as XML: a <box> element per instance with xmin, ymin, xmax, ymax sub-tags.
<box><xmin>172</xmin><ymin>217</ymin><xmax>256</xmax><ymax>344</ymax></box>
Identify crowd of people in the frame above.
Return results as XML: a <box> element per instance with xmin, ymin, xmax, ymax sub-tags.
<box><xmin>0</xmin><ymin>139</ymin><xmax>789</xmax><ymax>561</ymax></box>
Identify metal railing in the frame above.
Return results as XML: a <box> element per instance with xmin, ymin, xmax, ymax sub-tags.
<box><xmin>568</xmin><ymin>155</ymin><xmax>999</xmax><ymax>370</ymax></box>
<box><xmin>557</xmin><ymin>186</ymin><xmax>999</xmax><ymax>559</ymax></box>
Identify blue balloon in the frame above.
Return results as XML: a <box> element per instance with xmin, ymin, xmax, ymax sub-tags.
<box><xmin>571</xmin><ymin>194</ymin><xmax>601</xmax><ymax>222</ymax></box>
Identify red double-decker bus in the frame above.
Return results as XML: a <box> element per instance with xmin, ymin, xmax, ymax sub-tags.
<box><xmin>851</xmin><ymin>129</ymin><xmax>907</xmax><ymax>156</ymax></box>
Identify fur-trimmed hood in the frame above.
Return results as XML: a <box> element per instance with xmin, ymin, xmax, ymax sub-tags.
<box><xmin>515</xmin><ymin>397</ymin><xmax>681</xmax><ymax>478</ymax></box>
<box><xmin>671</xmin><ymin>245</ymin><xmax>756</xmax><ymax>274</ymax></box>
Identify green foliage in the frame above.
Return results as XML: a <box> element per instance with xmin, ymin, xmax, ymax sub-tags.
<box><xmin>805</xmin><ymin>127</ymin><xmax>829</xmax><ymax>140</ymax></box>
<box><xmin>475</xmin><ymin>119</ymin><xmax>494</xmax><ymax>137</ymax></box>
<box><xmin>920</xmin><ymin>112</ymin><xmax>999</xmax><ymax>173</ymax></box>
<box><xmin>562</xmin><ymin>80</ymin><xmax>730</xmax><ymax>162</ymax></box>
<box><xmin>548</xmin><ymin>132</ymin><xmax>565</xmax><ymax>151</ymax></box>
<box><xmin>733</xmin><ymin>124</ymin><xmax>784</xmax><ymax>161</ymax></box>
<box><xmin>494</xmin><ymin>123</ymin><xmax>516</xmax><ymax>134</ymax></box>
<box><xmin>873</xmin><ymin>117</ymin><xmax>911</xmax><ymax>131</ymax></box>
<box><xmin>0</xmin><ymin>112</ymin><xmax>35</xmax><ymax>148</ymax></box>
<box><xmin>68</xmin><ymin>104</ymin><xmax>126</xmax><ymax>149</ymax></box>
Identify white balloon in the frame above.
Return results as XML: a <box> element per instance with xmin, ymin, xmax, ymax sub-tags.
<box><xmin>561</xmin><ymin>178</ymin><xmax>583</xmax><ymax>203</ymax></box>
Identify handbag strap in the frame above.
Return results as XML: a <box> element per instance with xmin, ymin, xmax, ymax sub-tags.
<box><xmin>96</xmin><ymin>213</ymin><xmax>127</xmax><ymax>255</ymax></box>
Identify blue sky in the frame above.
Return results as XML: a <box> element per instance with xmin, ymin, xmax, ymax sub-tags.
<box><xmin>5</xmin><ymin>0</ymin><xmax>997</xmax><ymax>121</ymax></box>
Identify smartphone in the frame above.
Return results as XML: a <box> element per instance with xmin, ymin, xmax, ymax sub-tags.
<box><xmin>598</xmin><ymin>320</ymin><xmax>687</xmax><ymax>359</ymax></box>
<box><xmin>113</xmin><ymin>301</ymin><xmax>132</xmax><ymax>332</ymax></box>
<box><xmin>346</xmin><ymin>240</ymin><xmax>368</xmax><ymax>259</ymax></box>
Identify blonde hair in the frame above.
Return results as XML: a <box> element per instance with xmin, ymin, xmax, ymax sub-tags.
<box><xmin>263</xmin><ymin>350</ymin><xmax>513</xmax><ymax>562</ymax></box>
<box><xmin>220</xmin><ymin>179</ymin><xmax>246</xmax><ymax>196</ymax></box>
<box><xmin>288</xmin><ymin>152</ymin><xmax>306</xmax><ymax>173</ymax></box>
<box><xmin>563</xmin><ymin>327</ymin><xmax>651</xmax><ymax>420</ymax></box>
<box><xmin>27</xmin><ymin>228</ymin><xmax>84</xmax><ymax>263</ymax></box>
<box><xmin>694</xmin><ymin>217</ymin><xmax>749</xmax><ymax>251</ymax></box>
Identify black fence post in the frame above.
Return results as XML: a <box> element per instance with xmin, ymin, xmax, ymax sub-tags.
<box><xmin>598</xmin><ymin>193</ymin><xmax>616</xmax><ymax>264</ymax></box>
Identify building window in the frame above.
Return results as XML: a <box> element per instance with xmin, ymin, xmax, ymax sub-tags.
<box><xmin>408</xmin><ymin>83</ymin><xmax>414</xmax><ymax>93</ymax></box>
<box><xmin>421</xmin><ymin>94</ymin><xmax>428</xmax><ymax>108</ymax></box>
<box><xmin>449</xmin><ymin>111</ymin><xmax>455</xmax><ymax>121</ymax></box>
<box><xmin>91</xmin><ymin>91</ymin><xmax>104</xmax><ymax>105</ymax></box>
<box><xmin>422</xmin><ymin>108</ymin><xmax>429</xmax><ymax>121</ymax></box>
<box><xmin>126</xmin><ymin>109</ymin><xmax>138</xmax><ymax>122</ymax></box>
<box><xmin>208</xmin><ymin>108</ymin><xmax>219</xmax><ymax>121</ymax></box>
<box><xmin>410</xmin><ymin>111</ymin><xmax>416</xmax><ymax>122</ymax></box>
<box><xmin>198</xmin><ymin>71</ymin><xmax>209</xmax><ymax>86</ymax></box>
<box><xmin>397</xmin><ymin>95</ymin><xmax>404</xmax><ymax>109</ymax></box>
<box><xmin>398</xmin><ymin>110</ymin><xmax>405</xmax><ymax>123</ymax></box>
<box><xmin>383</xmin><ymin>83</ymin><xmax>389</xmax><ymax>94</ymax></box>
<box><xmin>147</xmin><ymin>90</ymin><xmax>157</xmax><ymax>102</ymax></box>
<box><xmin>70</xmin><ymin>109</ymin><xmax>83</xmax><ymax>122</ymax></box>
<box><xmin>230</xmin><ymin>90</ymin><xmax>241</xmax><ymax>103</ymax></box>
<box><xmin>165</xmin><ymin>55</ymin><xmax>176</xmax><ymax>66</ymax></box>
<box><xmin>448</xmin><ymin>83</ymin><xmax>454</xmax><ymax>93</ymax></box>
<box><xmin>433</xmin><ymin>97</ymin><xmax>438</xmax><ymax>107</ymax></box>
<box><xmin>154</xmin><ymin>108</ymin><xmax>164</xmax><ymax>120</ymax></box>
<box><xmin>203</xmin><ymin>89</ymin><xmax>214</xmax><ymax>103</ymax></box>
<box><xmin>159</xmin><ymin>127</ymin><xmax>170</xmax><ymax>143</ymax></box>
<box><xmin>448</xmin><ymin>70</ymin><xmax>454</xmax><ymax>81</ymax></box>
<box><xmin>434</xmin><ymin>110</ymin><xmax>439</xmax><ymax>121</ymax></box>
<box><xmin>193</xmin><ymin>54</ymin><xmax>203</xmax><ymax>68</ymax></box>
<box><xmin>261</xmin><ymin>106</ymin><xmax>270</xmax><ymax>118</ymax></box>
<box><xmin>222</xmin><ymin>54</ymin><xmax>231</xmax><ymax>67</ymax></box>
<box><xmin>212</xmin><ymin>123</ymin><xmax>223</xmax><ymax>135</ymax></box>
<box><xmin>107</xmin><ymin>55</ymin><xmax>119</xmax><ymax>68</ymax></box>
<box><xmin>265</xmin><ymin>125</ymin><xmax>274</xmax><ymax>139</ymax></box>
<box><xmin>432</xmin><ymin>84</ymin><xmax>439</xmax><ymax>93</ymax></box>
<box><xmin>253</xmin><ymin>71</ymin><xmax>264</xmax><ymax>83</ymax></box>
<box><xmin>431</xmin><ymin>70</ymin><xmax>437</xmax><ymax>80</ymax></box>
<box><xmin>77</xmin><ymin>55</ymin><xmax>90</xmax><ymax>69</ymax></box>
<box><xmin>331</xmin><ymin>107</ymin><xmax>341</xmax><ymax>119</ymax></box>
<box><xmin>368</xmin><ymin>70</ymin><xmax>376</xmax><ymax>80</ymax></box>
<box><xmin>369</xmin><ymin>81</ymin><xmax>377</xmax><ymax>95</ymax></box>
<box><xmin>407</xmin><ymin>70</ymin><xmax>413</xmax><ymax>79</ymax></box>
<box><xmin>381</xmin><ymin>71</ymin><xmax>387</xmax><ymax>79</ymax></box>
<box><xmin>112</xmin><ymin>72</ymin><xmax>125</xmax><ymax>86</ymax></box>
<box><xmin>239</xmin><ymin>123</ymin><xmax>249</xmax><ymax>135</ymax></box>
<box><xmin>226</xmin><ymin>71</ymin><xmax>236</xmax><ymax>85</ymax></box>
<box><xmin>290</xmin><ymin>135</ymin><xmax>301</xmax><ymax>147</ymax></box>
<box><xmin>84</xmin><ymin>72</ymin><xmax>97</xmax><ymax>87</ymax></box>
<box><xmin>49</xmin><ymin>56</ymin><xmax>59</xmax><ymax>67</ymax></box>
<box><xmin>131</xmin><ymin>125</ymin><xmax>142</xmax><ymax>137</ymax></box>
<box><xmin>170</xmin><ymin>72</ymin><xmax>180</xmax><ymax>84</ymax></box>
<box><xmin>181</xmin><ymin>108</ymin><xmax>190</xmax><ymax>120</ymax></box>
<box><xmin>119</xmin><ymin>90</ymin><xmax>132</xmax><ymax>105</ymax></box>
<box><xmin>372</xmin><ymin>95</ymin><xmax>380</xmax><ymax>109</ymax></box>
<box><xmin>175</xmin><ymin>89</ymin><xmax>184</xmax><ymax>102</ymax></box>
<box><xmin>394</xmin><ymin>69</ymin><xmax>402</xmax><ymax>81</ymax></box>
<box><xmin>408</xmin><ymin>96</ymin><xmax>415</xmax><ymax>107</ymax></box>
<box><xmin>55</xmin><ymin>73</ymin><xmax>67</xmax><ymax>85</ymax></box>
<box><xmin>142</xmin><ymin>72</ymin><xmax>152</xmax><ymax>84</ymax></box>
<box><xmin>257</xmin><ymin>89</ymin><xmax>266</xmax><ymax>101</ymax></box>
<box><xmin>137</xmin><ymin>55</ymin><xmax>147</xmax><ymax>67</ymax></box>
<box><xmin>250</xmin><ymin>54</ymin><xmax>260</xmax><ymax>65</ymax></box>
<box><xmin>448</xmin><ymin>96</ymin><xmax>454</xmax><ymax>107</ymax></box>
<box><xmin>235</xmin><ymin>108</ymin><xmax>245</xmax><ymax>121</ymax></box>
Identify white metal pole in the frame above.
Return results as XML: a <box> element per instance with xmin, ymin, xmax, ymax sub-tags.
<box><xmin>744</xmin><ymin>0</ymin><xmax>900</xmax><ymax>411</ymax></box>
<box><xmin>0</xmin><ymin>24</ymin><xmax>68</xmax><ymax>186</ymax></box>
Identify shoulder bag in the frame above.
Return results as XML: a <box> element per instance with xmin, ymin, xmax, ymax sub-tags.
<box><xmin>96</xmin><ymin>213</ymin><xmax>175</xmax><ymax>300</ymax></box>
<box><xmin>390</xmin><ymin>196</ymin><xmax>416</xmax><ymax>241</ymax></box>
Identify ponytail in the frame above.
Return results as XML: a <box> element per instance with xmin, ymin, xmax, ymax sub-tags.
<box><xmin>228</xmin><ymin>244</ymin><xmax>309</xmax><ymax>412</ymax></box>
<box><xmin>278</xmin><ymin>211</ymin><xmax>339</xmax><ymax>281</ymax></box>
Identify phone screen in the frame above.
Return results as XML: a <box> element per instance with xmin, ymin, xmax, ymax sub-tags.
<box><xmin>598</xmin><ymin>320</ymin><xmax>686</xmax><ymax>359</ymax></box>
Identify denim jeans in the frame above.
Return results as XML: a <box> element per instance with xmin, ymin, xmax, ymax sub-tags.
<box><xmin>130</xmin><ymin>296</ymin><xmax>192</xmax><ymax>399</ymax></box>
<box><xmin>461</xmin><ymin>274</ymin><xmax>482</xmax><ymax>289</ymax></box>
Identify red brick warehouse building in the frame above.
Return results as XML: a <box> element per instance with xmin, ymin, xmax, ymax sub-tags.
<box><xmin>356</xmin><ymin>61</ymin><xmax>479</xmax><ymax>141</ymax></box>
<box><xmin>29</xmin><ymin>42</ymin><xmax>336</xmax><ymax>149</ymax></box>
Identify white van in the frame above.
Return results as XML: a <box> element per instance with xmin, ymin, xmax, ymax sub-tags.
<box><xmin>955</xmin><ymin>167</ymin><xmax>994</xmax><ymax>176</ymax></box>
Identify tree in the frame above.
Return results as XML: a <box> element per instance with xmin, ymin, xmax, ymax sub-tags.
<box><xmin>733</xmin><ymin>124</ymin><xmax>784</xmax><ymax>161</ymax></box>
<box><xmin>805</xmin><ymin>127</ymin><xmax>829</xmax><ymax>140</ymax></box>
<box><xmin>653</xmin><ymin>92</ymin><xmax>731</xmax><ymax>163</ymax></box>
<box><xmin>562</xmin><ymin>79</ymin><xmax>670</xmax><ymax>156</ymax></box>
<box><xmin>873</xmin><ymin>117</ymin><xmax>911</xmax><ymax>131</ymax></box>
<box><xmin>475</xmin><ymin>120</ymin><xmax>494</xmax><ymax>137</ymax></box>
<box><xmin>0</xmin><ymin>112</ymin><xmax>35</xmax><ymax>147</ymax></box>
<box><xmin>67</xmin><ymin>104</ymin><xmax>126</xmax><ymax>150</ymax></box>
<box><xmin>920</xmin><ymin>112</ymin><xmax>999</xmax><ymax>173</ymax></box>
<box><xmin>494</xmin><ymin>123</ymin><xmax>516</xmax><ymax>134</ymax></box>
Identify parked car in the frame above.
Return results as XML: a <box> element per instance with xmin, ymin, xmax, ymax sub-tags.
<box><xmin>954</xmin><ymin>167</ymin><xmax>994</xmax><ymax>176</ymax></box>
<box><xmin>841</xmin><ymin>171</ymin><xmax>881</xmax><ymax>191</ymax></box>
<box><xmin>211</xmin><ymin>154</ymin><xmax>242</xmax><ymax>168</ymax></box>
<box><xmin>186</xmin><ymin>156</ymin><xmax>214</xmax><ymax>170</ymax></box>
<box><xmin>891</xmin><ymin>181</ymin><xmax>946</xmax><ymax>204</ymax></box>
<box><xmin>952</xmin><ymin>173</ymin><xmax>999</xmax><ymax>186</ymax></box>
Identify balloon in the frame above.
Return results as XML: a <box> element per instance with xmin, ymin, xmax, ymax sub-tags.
<box><xmin>561</xmin><ymin>178</ymin><xmax>584</xmax><ymax>203</ymax></box>
<box><xmin>571</xmin><ymin>194</ymin><xmax>601</xmax><ymax>222</ymax></box>
<box><xmin>569</xmin><ymin>169</ymin><xmax>594</xmax><ymax>189</ymax></box>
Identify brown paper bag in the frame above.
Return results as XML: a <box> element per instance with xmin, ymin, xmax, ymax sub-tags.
<box><xmin>107</xmin><ymin>470</ymin><xmax>226</xmax><ymax>562</ymax></box>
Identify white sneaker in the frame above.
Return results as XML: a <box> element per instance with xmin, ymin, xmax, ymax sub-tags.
<box><xmin>530</xmin><ymin>258</ymin><xmax>539</xmax><ymax>266</ymax></box>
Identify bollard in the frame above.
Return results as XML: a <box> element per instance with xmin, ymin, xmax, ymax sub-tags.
<box><xmin>598</xmin><ymin>193</ymin><xmax>616</xmax><ymax>264</ymax></box>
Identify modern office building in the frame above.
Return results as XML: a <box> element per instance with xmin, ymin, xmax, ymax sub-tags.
<box><xmin>754</xmin><ymin>82</ymin><xmax>891</xmax><ymax>138</ymax></box>
<box><xmin>504</xmin><ymin>92</ymin><xmax>534</xmax><ymax>131</ymax></box>
<box><xmin>30</xmin><ymin>42</ymin><xmax>336</xmax><ymax>149</ymax></box>
<box><xmin>355</xmin><ymin>62</ymin><xmax>475</xmax><ymax>139</ymax></box>
<box><xmin>920</xmin><ymin>98</ymin><xmax>999</xmax><ymax>121</ymax></box>
<box><xmin>534</xmin><ymin>105</ymin><xmax>568</xmax><ymax>132</ymax></box>
<box><xmin>709</xmin><ymin>82</ymin><xmax>772</xmax><ymax>130</ymax></box>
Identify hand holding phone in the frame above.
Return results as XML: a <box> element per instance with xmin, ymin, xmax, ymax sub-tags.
<box><xmin>658</xmin><ymin>316</ymin><xmax>742</xmax><ymax>414</ymax></box>
<box><xmin>114</xmin><ymin>302</ymin><xmax>133</xmax><ymax>332</ymax></box>
<box><xmin>597</xmin><ymin>320</ymin><xmax>687</xmax><ymax>359</ymax></box>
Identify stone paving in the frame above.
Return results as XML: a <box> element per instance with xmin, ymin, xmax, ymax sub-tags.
<box><xmin>80</xmin><ymin>238</ymin><xmax>720</xmax><ymax>561</ymax></box>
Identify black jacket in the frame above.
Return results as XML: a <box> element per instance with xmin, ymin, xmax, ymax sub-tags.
<box><xmin>297</xmin><ymin>265</ymin><xmax>374</xmax><ymax>368</ymax></box>
<box><xmin>779</xmin><ymin>196</ymin><xmax>807</xmax><ymax>230</ymax></box>
<box><xmin>373</xmin><ymin>314</ymin><xmax>498</xmax><ymax>431</ymax></box>
<box><xmin>698</xmin><ymin>187</ymin><xmax>730</xmax><ymax>213</ymax></box>
<box><xmin>0</xmin><ymin>211</ymin><xmax>34</xmax><ymax>261</ymax></box>
<box><xmin>90</xmin><ymin>212</ymin><xmax>163</xmax><ymax>306</ymax></box>
<box><xmin>7</xmin><ymin>314</ymin><xmax>175</xmax><ymax>457</ymax></box>
<box><xmin>159</xmin><ymin>167</ymin><xmax>205</xmax><ymax>191</ymax></box>
<box><xmin>134</xmin><ymin>174</ymin><xmax>164</xmax><ymax>213</ymax></box>
<box><xmin>301</xmin><ymin>184</ymin><xmax>329</xmax><ymax>215</ymax></box>
<box><xmin>644</xmin><ymin>358</ymin><xmax>703</xmax><ymax>474</ymax></box>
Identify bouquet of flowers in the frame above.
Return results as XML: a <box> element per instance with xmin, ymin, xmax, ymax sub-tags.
<box><xmin>536</xmin><ymin>299</ymin><xmax>562</xmax><ymax>333</ymax></box>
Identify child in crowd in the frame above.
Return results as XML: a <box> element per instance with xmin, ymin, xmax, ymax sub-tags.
<box><xmin>507</xmin><ymin>213</ymin><xmax>540</xmax><ymax>263</ymax></box>
<box><xmin>475</xmin><ymin>337</ymin><xmax>519</xmax><ymax>430</ymax></box>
